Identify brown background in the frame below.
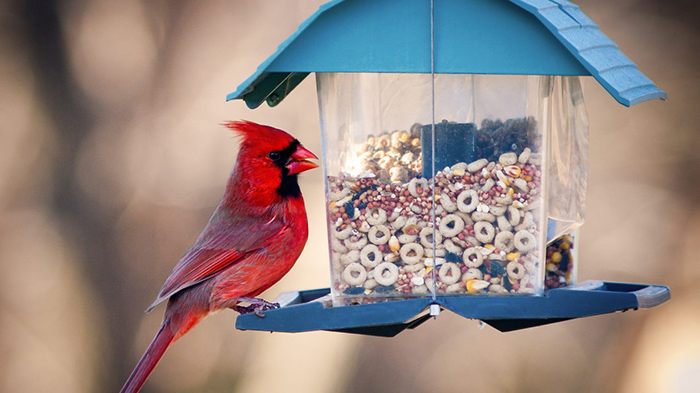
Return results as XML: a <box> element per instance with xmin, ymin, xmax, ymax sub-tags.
<box><xmin>1</xmin><ymin>0</ymin><xmax>699</xmax><ymax>392</ymax></box>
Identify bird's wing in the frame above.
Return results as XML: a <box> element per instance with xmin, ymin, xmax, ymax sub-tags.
<box><xmin>146</xmin><ymin>213</ymin><xmax>286</xmax><ymax>311</ymax></box>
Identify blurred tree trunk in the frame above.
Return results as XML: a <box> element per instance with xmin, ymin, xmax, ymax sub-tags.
<box><xmin>20</xmin><ymin>0</ymin><xmax>126</xmax><ymax>389</ymax></box>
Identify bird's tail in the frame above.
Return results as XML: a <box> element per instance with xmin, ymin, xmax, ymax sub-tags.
<box><xmin>120</xmin><ymin>322</ymin><xmax>175</xmax><ymax>393</ymax></box>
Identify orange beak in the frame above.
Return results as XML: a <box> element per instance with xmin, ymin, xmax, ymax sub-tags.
<box><xmin>287</xmin><ymin>145</ymin><xmax>319</xmax><ymax>175</ymax></box>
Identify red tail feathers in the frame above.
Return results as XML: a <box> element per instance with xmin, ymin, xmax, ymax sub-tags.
<box><xmin>120</xmin><ymin>322</ymin><xmax>175</xmax><ymax>393</ymax></box>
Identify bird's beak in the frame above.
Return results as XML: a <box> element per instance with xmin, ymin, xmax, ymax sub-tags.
<box><xmin>287</xmin><ymin>145</ymin><xmax>319</xmax><ymax>175</ymax></box>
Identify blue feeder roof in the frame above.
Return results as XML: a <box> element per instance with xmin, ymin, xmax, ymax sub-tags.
<box><xmin>228</xmin><ymin>0</ymin><xmax>667</xmax><ymax>108</ymax></box>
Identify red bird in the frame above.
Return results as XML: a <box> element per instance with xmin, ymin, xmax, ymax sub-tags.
<box><xmin>120</xmin><ymin>121</ymin><xmax>318</xmax><ymax>393</ymax></box>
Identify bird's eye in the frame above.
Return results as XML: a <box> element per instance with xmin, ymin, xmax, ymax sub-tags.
<box><xmin>268</xmin><ymin>151</ymin><xmax>281</xmax><ymax>161</ymax></box>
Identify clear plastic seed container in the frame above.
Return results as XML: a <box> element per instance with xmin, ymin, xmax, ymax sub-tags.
<box><xmin>317</xmin><ymin>73</ymin><xmax>588</xmax><ymax>304</ymax></box>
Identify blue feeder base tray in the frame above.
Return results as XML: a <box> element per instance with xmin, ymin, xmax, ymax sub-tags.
<box><xmin>235</xmin><ymin>280</ymin><xmax>670</xmax><ymax>336</ymax></box>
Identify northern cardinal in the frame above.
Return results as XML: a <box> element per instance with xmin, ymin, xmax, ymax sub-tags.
<box><xmin>120</xmin><ymin>121</ymin><xmax>318</xmax><ymax>393</ymax></box>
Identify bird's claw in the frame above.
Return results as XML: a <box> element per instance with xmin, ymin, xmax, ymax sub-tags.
<box><xmin>233</xmin><ymin>298</ymin><xmax>280</xmax><ymax>318</ymax></box>
<box><xmin>232</xmin><ymin>304</ymin><xmax>256</xmax><ymax>314</ymax></box>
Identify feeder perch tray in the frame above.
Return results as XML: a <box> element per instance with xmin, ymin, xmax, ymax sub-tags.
<box><xmin>235</xmin><ymin>280</ymin><xmax>670</xmax><ymax>336</ymax></box>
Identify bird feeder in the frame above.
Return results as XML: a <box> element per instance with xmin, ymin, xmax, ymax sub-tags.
<box><xmin>228</xmin><ymin>0</ymin><xmax>670</xmax><ymax>335</ymax></box>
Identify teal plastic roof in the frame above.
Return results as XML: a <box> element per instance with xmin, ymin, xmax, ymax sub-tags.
<box><xmin>228</xmin><ymin>0</ymin><xmax>666</xmax><ymax>108</ymax></box>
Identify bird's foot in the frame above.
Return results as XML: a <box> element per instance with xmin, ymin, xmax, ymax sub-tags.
<box><xmin>232</xmin><ymin>304</ymin><xmax>257</xmax><ymax>314</ymax></box>
<box><xmin>232</xmin><ymin>297</ymin><xmax>280</xmax><ymax>318</ymax></box>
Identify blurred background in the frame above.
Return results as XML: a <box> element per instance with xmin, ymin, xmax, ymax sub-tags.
<box><xmin>1</xmin><ymin>0</ymin><xmax>699</xmax><ymax>392</ymax></box>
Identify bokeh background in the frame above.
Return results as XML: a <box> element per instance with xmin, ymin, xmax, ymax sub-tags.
<box><xmin>2</xmin><ymin>0</ymin><xmax>699</xmax><ymax>392</ymax></box>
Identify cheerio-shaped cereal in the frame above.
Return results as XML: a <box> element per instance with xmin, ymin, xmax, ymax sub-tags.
<box><xmin>345</xmin><ymin>234</ymin><xmax>368</xmax><ymax>250</ymax></box>
<box><xmin>497</xmin><ymin>215</ymin><xmax>512</xmax><ymax>232</ymax></box>
<box><xmin>439</xmin><ymin>192</ymin><xmax>457</xmax><ymax>212</ymax></box>
<box><xmin>444</xmin><ymin>239</ymin><xmax>463</xmax><ymax>254</ymax></box>
<box><xmin>506</xmin><ymin>261</ymin><xmax>525</xmax><ymax>280</ymax></box>
<box><xmin>489</xmin><ymin>205</ymin><xmax>507</xmax><ymax>216</ymax></box>
<box><xmin>457</xmin><ymin>189</ymin><xmax>479</xmax><ymax>213</ymax></box>
<box><xmin>366</xmin><ymin>207</ymin><xmax>387</xmax><ymax>225</ymax></box>
<box><xmin>462</xmin><ymin>267</ymin><xmax>483</xmax><ymax>281</ymax></box>
<box><xmin>474</xmin><ymin>221</ymin><xmax>495</xmax><ymax>244</ymax></box>
<box><xmin>399</xmin><ymin>243</ymin><xmax>424</xmax><ymax>264</ymax></box>
<box><xmin>439</xmin><ymin>214</ymin><xmax>465</xmax><ymax>238</ymax></box>
<box><xmin>408</xmin><ymin>178</ymin><xmax>429</xmax><ymax>197</ymax></box>
<box><xmin>374</xmin><ymin>262</ymin><xmax>399</xmax><ymax>286</ymax></box>
<box><xmin>331</xmin><ymin>236</ymin><xmax>348</xmax><ymax>253</ymax></box>
<box><xmin>368</xmin><ymin>224</ymin><xmax>391</xmax><ymax>245</ymax></box>
<box><xmin>472</xmin><ymin>211</ymin><xmax>496</xmax><ymax>222</ymax></box>
<box><xmin>342</xmin><ymin>263</ymin><xmax>367</xmax><ymax>286</ymax></box>
<box><xmin>494</xmin><ymin>193</ymin><xmax>513</xmax><ymax>205</ymax></box>
<box><xmin>360</xmin><ymin>244</ymin><xmax>383</xmax><ymax>268</ymax></box>
<box><xmin>392</xmin><ymin>215</ymin><xmax>408</xmax><ymax>230</ymax></box>
<box><xmin>507</xmin><ymin>206</ymin><xmax>521</xmax><ymax>226</ymax></box>
<box><xmin>420</xmin><ymin>226</ymin><xmax>443</xmax><ymax>248</ymax></box>
<box><xmin>463</xmin><ymin>247</ymin><xmax>484</xmax><ymax>268</ymax></box>
<box><xmin>398</xmin><ymin>230</ymin><xmax>418</xmax><ymax>244</ymax></box>
<box><xmin>515</xmin><ymin>211</ymin><xmax>534</xmax><ymax>231</ymax></box>
<box><xmin>340</xmin><ymin>249</ymin><xmax>360</xmax><ymax>265</ymax></box>
<box><xmin>332</xmin><ymin>225</ymin><xmax>352</xmax><ymax>240</ymax></box>
<box><xmin>514</xmin><ymin>230</ymin><xmax>536</xmax><ymax>252</ymax></box>
<box><xmin>439</xmin><ymin>262</ymin><xmax>461</xmax><ymax>285</ymax></box>
<box><xmin>494</xmin><ymin>231</ymin><xmax>515</xmax><ymax>253</ymax></box>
